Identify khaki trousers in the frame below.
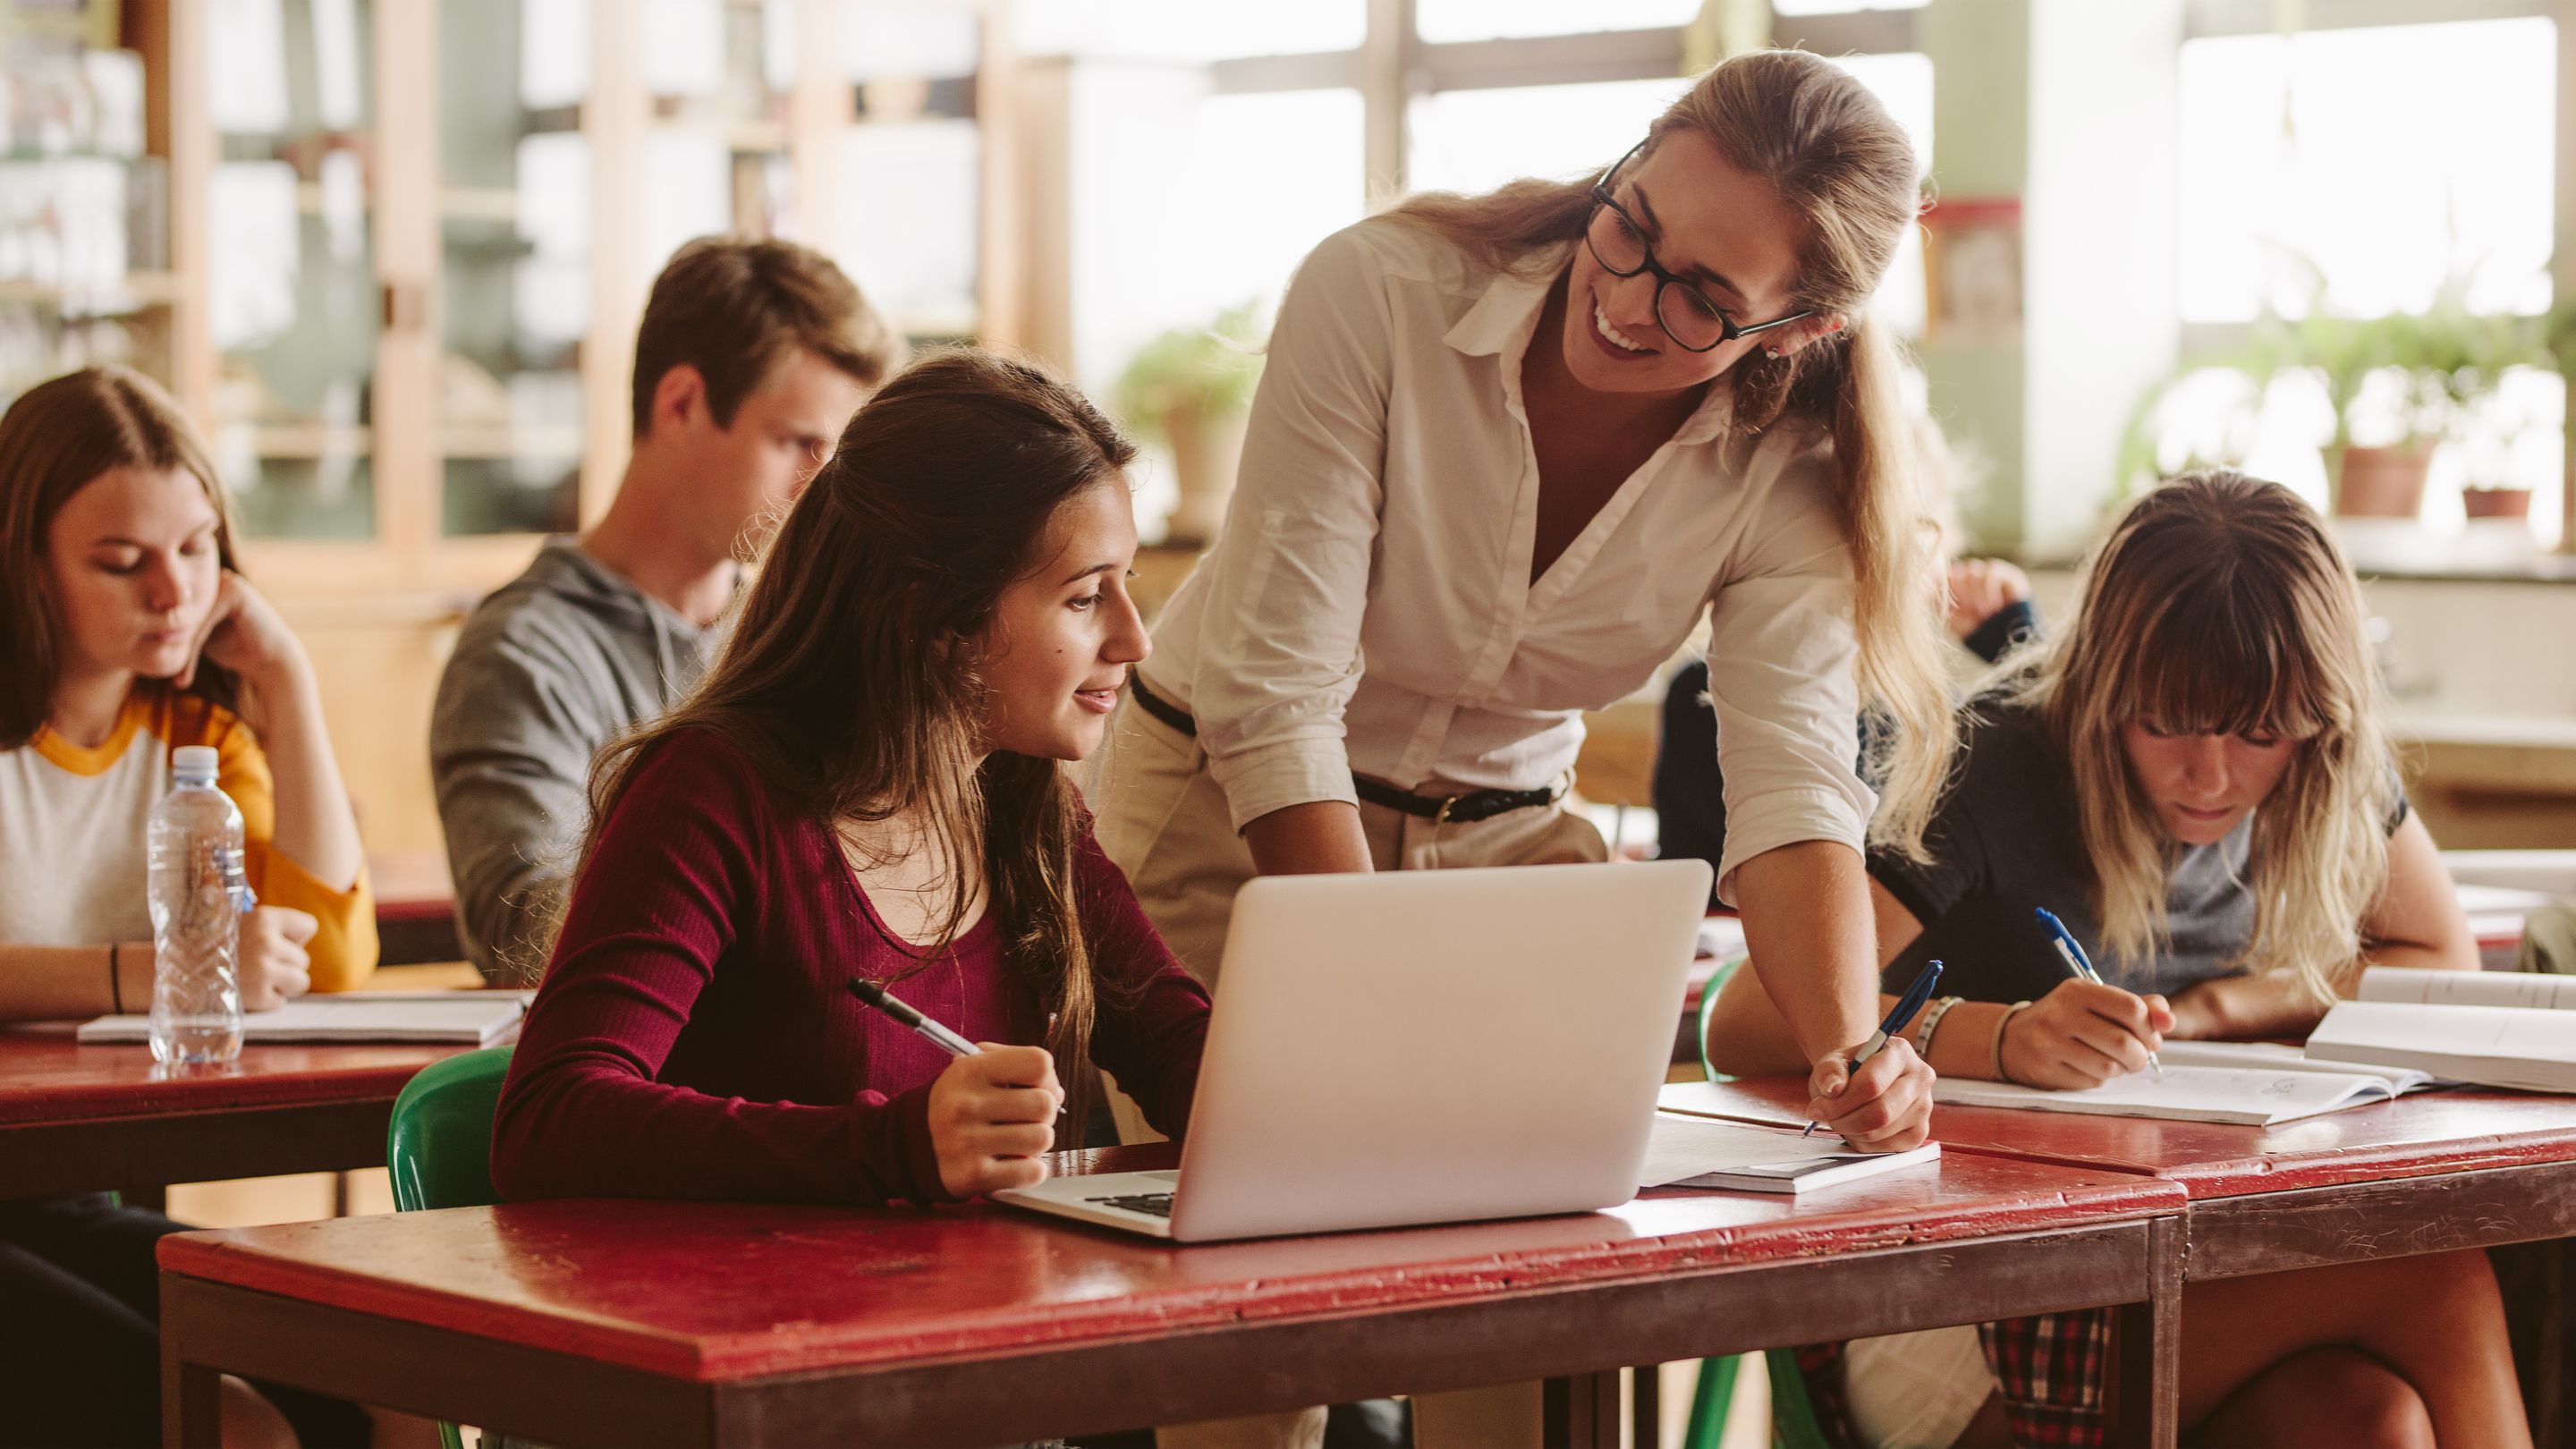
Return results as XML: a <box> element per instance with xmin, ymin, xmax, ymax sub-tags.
<box><xmin>1092</xmin><ymin>701</ymin><xmax>1606</xmax><ymax>1449</ymax></box>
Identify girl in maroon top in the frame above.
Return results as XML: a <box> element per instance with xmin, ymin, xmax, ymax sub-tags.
<box><xmin>493</xmin><ymin>351</ymin><xmax>1210</xmax><ymax>1206</ymax></box>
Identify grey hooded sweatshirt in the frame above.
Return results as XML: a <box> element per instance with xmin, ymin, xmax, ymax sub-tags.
<box><xmin>431</xmin><ymin>541</ymin><xmax>715</xmax><ymax>982</ymax></box>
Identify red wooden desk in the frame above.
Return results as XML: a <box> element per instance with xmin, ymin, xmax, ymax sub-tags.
<box><xmin>158</xmin><ymin>1144</ymin><xmax>2189</xmax><ymax>1448</ymax></box>
<box><xmin>369</xmin><ymin>850</ymin><xmax>462</xmax><ymax>966</ymax></box>
<box><xmin>1683</xmin><ymin>1077</ymin><xmax>2576</xmax><ymax>1441</ymax></box>
<box><xmin>0</xmin><ymin>1028</ymin><xmax>461</xmax><ymax>1198</ymax></box>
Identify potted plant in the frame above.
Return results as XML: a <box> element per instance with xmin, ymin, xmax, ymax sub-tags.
<box><xmin>2123</xmin><ymin>267</ymin><xmax>2546</xmax><ymax>521</ymax></box>
<box><xmin>1114</xmin><ymin>302</ymin><xmax>1267</xmax><ymax>547</ymax></box>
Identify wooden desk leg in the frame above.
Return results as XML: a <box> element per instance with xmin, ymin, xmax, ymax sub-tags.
<box><xmin>2496</xmin><ymin>1238</ymin><xmax>2572</xmax><ymax>1447</ymax></box>
<box><xmin>1542</xmin><ymin>1370</ymin><xmax>1621</xmax><ymax>1449</ymax></box>
<box><xmin>1630</xmin><ymin>1362</ymin><xmax>1660</xmax><ymax>1448</ymax></box>
<box><xmin>162</xmin><ymin>1335</ymin><xmax>221</xmax><ymax>1449</ymax></box>
<box><xmin>2109</xmin><ymin>1216</ymin><xmax>2184</xmax><ymax>1449</ymax></box>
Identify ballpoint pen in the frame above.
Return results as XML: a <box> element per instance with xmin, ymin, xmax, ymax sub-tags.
<box><xmin>1805</xmin><ymin>959</ymin><xmax>1944</xmax><ymax>1138</ymax></box>
<box><xmin>2035</xmin><ymin>906</ymin><xmax>2162</xmax><ymax>1079</ymax></box>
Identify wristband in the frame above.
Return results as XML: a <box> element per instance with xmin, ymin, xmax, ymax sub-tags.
<box><xmin>107</xmin><ymin>944</ymin><xmax>125</xmax><ymax>1014</ymax></box>
<box><xmin>1911</xmin><ymin>995</ymin><xmax>1964</xmax><ymax>1063</ymax></box>
<box><xmin>1990</xmin><ymin>1000</ymin><xmax>2034</xmax><ymax>1082</ymax></box>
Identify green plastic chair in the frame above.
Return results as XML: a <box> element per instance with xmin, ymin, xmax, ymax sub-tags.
<box><xmin>386</xmin><ymin>1047</ymin><xmax>514</xmax><ymax>1449</ymax></box>
<box><xmin>387</xmin><ymin>1046</ymin><xmax>514</xmax><ymax>1213</ymax></box>
<box><xmin>1682</xmin><ymin>955</ymin><xmax>1834</xmax><ymax>1449</ymax></box>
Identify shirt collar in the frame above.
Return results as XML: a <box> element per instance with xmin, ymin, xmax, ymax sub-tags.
<box><xmin>1445</xmin><ymin>242</ymin><xmax>1741</xmax><ymax>444</ymax></box>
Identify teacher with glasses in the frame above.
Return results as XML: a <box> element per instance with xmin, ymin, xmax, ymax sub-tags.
<box><xmin>1103</xmin><ymin>40</ymin><xmax>1949</xmax><ymax>1216</ymax></box>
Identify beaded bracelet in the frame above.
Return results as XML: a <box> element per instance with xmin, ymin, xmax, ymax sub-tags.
<box><xmin>1990</xmin><ymin>1000</ymin><xmax>2034</xmax><ymax>1081</ymax></box>
<box><xmin>1910</xmin><ymin>995</ymin><xmax>1965</xmax><ymax>1063</ymax></box>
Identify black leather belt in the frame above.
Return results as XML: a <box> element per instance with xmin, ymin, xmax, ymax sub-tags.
<box><xmin>1128</xmin><ymin>673</ymin><xmax>1564</xmax><ymax>826</ymax></box>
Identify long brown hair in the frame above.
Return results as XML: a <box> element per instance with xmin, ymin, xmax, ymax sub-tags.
<box><xmin>0</xmin><ymin>366</ymin><xmax>243</xmax><ymax>749</ymax></box>
<box><xmin>1387</xmin><ymin>47</ymin><xmax>1954</xmax><ymax>854</ymax></box>
<box><xmin>584</xmin><ymin>348</ymin><xmax>1138</xmax><ymax>1113</ymax></box>
<box><xmin>2007</xmin><ymin>470</ymin><xmax>2392</xmax><ymax>1000</ymax></box>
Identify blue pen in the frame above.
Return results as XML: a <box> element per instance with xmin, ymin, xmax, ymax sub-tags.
<box><xmin>1805</xmin><ymin>958</ymin><xmax>1944</xmax><ymax>1139</ymax></box>
<box><xmin>2034</xmin><ymin>907</ymin><xmax>2162</xmax><ymax>1079</ymax></box>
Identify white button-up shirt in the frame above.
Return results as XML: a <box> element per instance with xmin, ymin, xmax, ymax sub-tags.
<box><xmin>1143</xmin><ymin>218</ymin><xmax>1874</xmax><ymax>902</ymax></box>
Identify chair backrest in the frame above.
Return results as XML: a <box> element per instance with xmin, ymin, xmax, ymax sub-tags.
<box><xmin>386</xmin><ymin>1046</ymin><xmax>515</xmax><ymax>1212</ymax></box>
<box><xmin>1694</xmin><ymin>954</ymin><xmax>1747</xmax><ymax>1083</ymax></box>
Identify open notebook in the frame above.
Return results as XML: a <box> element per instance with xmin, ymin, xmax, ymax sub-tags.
<box><xmin>79</xmin><ymin>990</ymin><xmax>534</xmax><ymax>1047</ymax></box>
<box><xmin>1929</xmin><ymin>1063</ymin><xmax>2412</xmax><ymax>1126</ymax></box>
<box><xmin>1928</xmin><ymin>1038</ymin><xmax>2441</xmax><ymax>1125</ymax></box>
<box><xmin>2307</xmin><ymin>967</ymin><xmax>2576</xmax><ymax>1093</ymax></box>
<box><xmin>1641</xmin><ymin>1111</ymin><xmax>1939</xmax><ymax>1194</ymax></box>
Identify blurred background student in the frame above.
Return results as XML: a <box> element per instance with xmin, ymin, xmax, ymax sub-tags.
<box><xmin>431</xmin><ymin>238</ymin><xmax>903</xmax><ymax>982</ymax></box>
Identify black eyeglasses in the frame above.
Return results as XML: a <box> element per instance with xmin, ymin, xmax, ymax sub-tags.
<box><xmin>1586</xmin><ymin>140</ymin><xmax>1814</xmax><ymax>353</ymax></box>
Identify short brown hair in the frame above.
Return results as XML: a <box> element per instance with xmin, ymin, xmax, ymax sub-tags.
<box><xmin>629</xmin><ymin>237</ymin><xmax>907</xmax><ymax>439</ymax></box>
<box><xmin>0</xmin><ymin>367</ymin><xmax>242</xmax><ymax>748</ymax></box>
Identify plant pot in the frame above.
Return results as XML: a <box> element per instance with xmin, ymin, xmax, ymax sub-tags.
<box><xmin>2461</xmin><ymin>487</ymin><xmax>2534</xmax><ymax>521</ymax></box>
<box><xmin>1160</xmin><ymin>404</ymin><xmax>1249</xmax><ymax>547</ymax></box>
<box><xmin>2334</xmin><ymin>443</ymin><xmax>2435</xmax><ymax>520</ymax></box>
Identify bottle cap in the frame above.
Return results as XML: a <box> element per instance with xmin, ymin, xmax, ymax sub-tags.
<box><xmin>171</xmin><ymin>745</ymin><xmax>219</xmax><ymax>782</ymax></box>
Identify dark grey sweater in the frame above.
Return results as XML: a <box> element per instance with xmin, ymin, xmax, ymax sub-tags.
<box><xmin>431</xmin><ymin>542</ymin><xmax>716</xmax><ymax>982</ymax></box>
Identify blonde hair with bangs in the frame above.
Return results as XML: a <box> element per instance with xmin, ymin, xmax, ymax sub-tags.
<box><xmin>2006</xmin><ymin>470</ymin><xmax>2392</xmax><ymax>1002</ymax></box>
<box><xmin>1385</xmin><ymin>47</ymin><xmax>1954</xmax><ymax>856</ymax></box>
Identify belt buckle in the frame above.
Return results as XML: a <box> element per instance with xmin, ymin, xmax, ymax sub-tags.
<box><xmin>1433</xmin><ymin>792</ymin><xmax>1464</xmax><ymax>826</ymax></box>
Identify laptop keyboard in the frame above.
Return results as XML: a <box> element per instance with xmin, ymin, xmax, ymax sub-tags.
<box><xmin>1087</xmin><ymin>1192</ymin><xmax>1175</xmax><ymax>1217</ymax></box>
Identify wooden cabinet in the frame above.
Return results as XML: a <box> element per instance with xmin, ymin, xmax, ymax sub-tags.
<box><xmin>91</xmin><ymin>0</ymin><xmax>1019</xmax><ymax>857</ymax></box>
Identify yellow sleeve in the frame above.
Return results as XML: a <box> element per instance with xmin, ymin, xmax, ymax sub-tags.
<box><xmin>189</xmin><ymin>699</ymin><xmax>381</xmax><ymax>991</ymax></box>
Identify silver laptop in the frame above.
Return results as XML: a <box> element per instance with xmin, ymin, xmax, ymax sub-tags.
<box><xmin>996</xmin><ymin>859</ymin><xmax>1712</xmax><ymax>1242</ymax></box>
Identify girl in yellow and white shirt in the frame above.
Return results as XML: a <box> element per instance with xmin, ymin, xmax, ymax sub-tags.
<box><xmin>0</xmin><ymin>368</ymin><xmax>374</xmax><ymax>1017</ymax></box>
<box><xmin>0</xmin><ymin>367</ymin><xmax>379</xmax><ymax>1449</ymax></box>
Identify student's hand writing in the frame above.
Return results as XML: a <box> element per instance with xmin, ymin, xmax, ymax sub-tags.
<box><xmin>928</xmin><ymin>1045</ymin><xmax>1063</xmax><ymax>1198</ymax></box>
<box><xmin>238</xmin><ymin>905</ymin><xmax>317</xmax><ymax>1011</ymax></box>
<box><xmin>1807</xmin><ymin>1034</ymin><xmax>1934</xmax><ymax>1152</ymax></box>
<box><xmin>1998</xmin><ymin>979</ymin><xmax>2173</xmax><ymax>1089</ymax></box>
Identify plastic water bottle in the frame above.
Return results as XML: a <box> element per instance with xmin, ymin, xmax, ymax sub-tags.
<box><xmin>147</xmin><ymin>745</ymin><xmax>247</xmax><ymax>1066</ymax></box>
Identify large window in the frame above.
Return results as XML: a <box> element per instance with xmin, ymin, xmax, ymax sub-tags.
<box><xmin>2152</xmin><ymin>8</ymin><xmax>2563</xmax><ymax>547</ymax></box>
<box><xmin>2177</xmin><ymin>17</ymin><xmax>2554</xmax><ymax>323</ymax></box>
<box><xmin>1023</xmin><ymin>1</ymin><xmax>1937</xmax><ymax>537</ymax></box>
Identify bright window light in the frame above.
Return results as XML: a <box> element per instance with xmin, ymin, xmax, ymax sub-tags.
<box><xmin>1011</xmin><ymin>0</ymin><xmax>1363</xmax><ymax>61</ymax></box>
<box><xmin>1774</xmin><ymin>0</ymin><xmax>1927</xmax><ymax>13</ymax></box>
<box><xmin>1190</xmin><ymin>89</ymin><xmax>1368</xmax><ymax>313</ymax></box>
<box><xmin>2176</xmin><ymin>18</ymin><xmax>2555</xmax><ymax>322</ymax></box>
<box><xmin>1415</xmin><ymin>0</ymin><xmax>1699</xmax><ymax>45</ymax></box>
<box><xmin>1408</xmin><ymin>78</ymin><xmax>1692</xmax><ymax>197</ymax></box>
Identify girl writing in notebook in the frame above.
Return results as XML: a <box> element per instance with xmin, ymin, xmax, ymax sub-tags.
<box><xmin>0</xmin><ymin>367</ymin><xmax>384</xmax><ymax>1445</ymax></box>
<box><xmin>1706</xmin><ymin>471</ymin><xmax>2517</xmax><ymax>1447</ymax></box>
<box><xmin>492</xmin><ymin>350</ymin><xmax>1210</xmax><ymax>1207</ymax></box>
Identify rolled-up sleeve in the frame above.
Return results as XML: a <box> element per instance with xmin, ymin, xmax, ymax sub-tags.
<box><xmin>1702</xmin><ymin>451</ymin><xmax>1875</xmax><ymax>905</ymax></box>
<box><xmin>1188</xmin><ymin>229</ymin><xmax>1394</xmax><ymax>833</ymax></box>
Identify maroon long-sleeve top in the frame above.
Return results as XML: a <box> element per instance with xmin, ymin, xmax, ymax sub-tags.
<box><xmin>491</xmin><ymin>729</ymin><xmax>1210</xmax><ymax>1206</ymax></box>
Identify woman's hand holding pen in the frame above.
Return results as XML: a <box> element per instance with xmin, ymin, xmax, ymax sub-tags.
<box><xmin>1806</xmin><ymin>1037</ymin><xmax>1935</xmax><ymax>1152</ymax></box>
<box><xmin>928</xmin><ymin>1046</ymin><xmax>1063</xmax><ymax>1198</ymax></box>
<box><xmin>1999</xmin><ymin>980</ymin><xmax>2174</xmax><ymax>1089</ymax></box>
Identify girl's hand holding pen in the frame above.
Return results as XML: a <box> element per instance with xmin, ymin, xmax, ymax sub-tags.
<box><xmin>1999</xmin><ymin>980</ymin><xmax>2174</xmax><ymax>1089</ymax></box>
<box><xmin>1806</xmin><ymin>1036</ymin><xmax>1936</xmax><ymax>1153</ymax></box>
<box><xmin>928</xmin><ymin>1046</ymin><xmax>1063</xmax><ymax>1198</ymax></box>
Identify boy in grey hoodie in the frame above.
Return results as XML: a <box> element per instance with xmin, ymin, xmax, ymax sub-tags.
<box><xmin>433</xmin><ymin>238</ymin><xmax>903</xmax><ymax>981</ymax></box>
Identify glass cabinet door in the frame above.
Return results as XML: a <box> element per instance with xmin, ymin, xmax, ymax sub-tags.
<box><xmin>638</xmin><ymin>0</ymin><xmax>778</xmax><ymax>267</ymax></box>
<box><xmin>205</xmin><ymin>0</ymin><xmax>379</xmax><ymax>540</ymax></box>
<box><xmin>839</xmin><ymin>2</ymin><xmax>982</xmax><ymax>343</ymax></box>
<box><xmin>436</xmin><ymin>0</ymin><xmax>589</xmax><ymax>538</ymax></box>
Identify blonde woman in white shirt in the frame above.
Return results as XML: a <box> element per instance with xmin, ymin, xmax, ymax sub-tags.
<box><xmin>1099</xmin><ymin>47</ymin><xmax>1957</xmax><ymax>1449</ymax></box>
